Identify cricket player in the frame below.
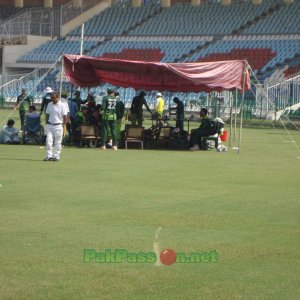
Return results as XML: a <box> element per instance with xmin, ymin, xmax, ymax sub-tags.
<box><xmin>154</xmin><ymin>92</ymin><xmax>164</xmax><ymax>124</ymax></box>
<box><xmin>99</xmin><ymin>89</ymin><xmax>118</xmax><ymax>150</ymax></box>
<box><xmin>44</xmin><ymin>92</ymin><xmax>68</xmax><ymax>161</ymax></box>
<box><xmin>15</xmin><ymin>88</ymin><xmax>32</xmax><ymax>131</ymax></box>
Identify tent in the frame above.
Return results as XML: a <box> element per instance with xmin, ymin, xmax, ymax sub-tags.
<box><xmin>63</xmin><ymin>54</ymin><xmax>251</xmax><ymax>153</ymax></box>
<box><xmin>63</xmin><ymin>55</ymin><xmax>251</xmax><ymax>93</ymax></box>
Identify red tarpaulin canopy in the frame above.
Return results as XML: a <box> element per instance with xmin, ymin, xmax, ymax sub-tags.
<box><xmin>63</xmin><ymin>54</ymin><xmax>250</xmax><ymax>93</ymax></box>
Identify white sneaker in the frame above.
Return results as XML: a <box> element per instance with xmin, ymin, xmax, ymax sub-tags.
<box><xmin>99</xmin><ymin>146</ymin><xmax>106</xmax><ymax>150</ymax></box>
<box><xmin>112</xmin><ymin>145</ymin><xmax>118</xmax><ymax>151</ymax></box>
<box><xmin>190</xmin><ymin>145</ymin><xmax>199</xmax><ymax>151</ymax></box>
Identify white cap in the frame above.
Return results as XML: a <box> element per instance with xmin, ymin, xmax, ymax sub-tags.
<box><xmin>45</xmin><ymin>87</ymin><xmax>53</xmax><ymax>93</ymax></box>
<box><xmin>215</xmin><ymin>117</ymin><xmax>225</xmax><ymax>124</ymax></box>
<box><xmin>156</xmin><ymin>92</ymin><xmax>162</xmax><ymax>97</ymax></box>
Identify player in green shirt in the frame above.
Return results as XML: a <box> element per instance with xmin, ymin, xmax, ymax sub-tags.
<box><xmin>189</xmin><ymin>108</ymin><xmax>213</xmax><ymax>151</ymax></box>
<box><xmin>99</xmin><ymin>89</ymin><xmax>118</xmax><ymax>150</ymax></box>
<box><xmin>15</xmin><ymin>88</ymin><xmax>32</xmax><ymax>131</ymax></box>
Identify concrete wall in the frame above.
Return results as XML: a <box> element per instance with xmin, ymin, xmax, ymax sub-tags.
<box><xmin>131</xmin><ymin>0</ymin><xmax>141</xmax><ymax>8</ymax></box>
<box><xmin>2</xmin><ymin>36</ymin><xmax>51</xmax><ymax>73</ymax></box>
<box><xmin>14</xmin><ymin>0</ymin><xmax>24</xmax><ymax>8</ymax></box>
<box><xmin>44</xmin><ymin>0</ymin><xmax>53</xmax><ymax>8</ymax></box>
<box><xmin>191</xmin><ymin>0</ymin><xmax>201</xmax><ymax>7</ymax></box>
<box><xmin>222</xmin><ymin>0</ymin><xmax>231</xmax><ymax>5</ymax></box>
<box><xmin>62</xmin><ymin>1</ymin><xmax>110</xmax><ymax>37</ymax></box>
<box><xmin>161</xmin><ymin>0</ymin><xmax>171</xmax><ymax>8</ymax></box>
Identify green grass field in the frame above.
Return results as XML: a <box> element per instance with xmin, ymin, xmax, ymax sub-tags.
<box><xmin>0</xmin><ymin>108</ymin><xmax>300</xmax><ymax>299</ymax></box>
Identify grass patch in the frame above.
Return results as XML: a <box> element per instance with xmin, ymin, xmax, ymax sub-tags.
<box><xmin>0</xmin><ymin>109</ymin><xmax>300</xmax><ymax>299</ymax></box>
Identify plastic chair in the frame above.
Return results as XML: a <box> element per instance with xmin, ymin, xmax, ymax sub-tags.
<box><xmin>124</xmin><ymin>126</ymin><xmax>144</xmax><ymax>150</ymax></box>
<box><xmin>22</xmin><ymin>114</ymin><xmax>44</xmax><ymax>145</ymax></box>
<box><xmin>79</xmin><ymin>125</ymin><xmax>99</xmax><ymax>147</ymax></box>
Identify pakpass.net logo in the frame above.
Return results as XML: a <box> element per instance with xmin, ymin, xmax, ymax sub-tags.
<box><xmin>84</xmin><ymin>248</ymin><xmax>218</xmax><ymax>266</ymax></box>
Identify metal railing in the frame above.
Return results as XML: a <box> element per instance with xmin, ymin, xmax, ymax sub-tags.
<box><xmin>267</xmin><ymin>74</ymin><xmax>300</xmax><ymax>115</ymax></box>
<box><xmin>0</xmin><ymin>72</ymin><xmax>29</xmax><ymax>87</ymax></box>
<box><xmin>0</xmin><ymin>1</ymin><xmax>104</xmax><ymax>42</ymax></box>
<box><xmin>0</xmin><ymin>68</ymin><xmax>50</xmax><ymax>105</ymax></box>
<box><xmin>61</xmin><ymin>0</ymin><xmax>106</xmax><ymax>25</ymax></box>
<box><xmin>0</xmin><ymin>8</ymin><xmax>61</xmax><ymax>41</ymax></box>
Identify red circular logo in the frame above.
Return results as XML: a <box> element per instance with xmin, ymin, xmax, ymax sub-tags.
<box><xmin>160</xmin><ymin>249</ymin><xmax>177</xmax><ymax>266</ymax></box>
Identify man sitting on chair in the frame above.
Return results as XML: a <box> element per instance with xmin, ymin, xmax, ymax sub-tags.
<box><xmin>27</xmin><ymin>105</ymin><xmax>39</xmax><ymax>118</ymax></box>
<box><xmin>189</xmin><ymin>108</ymin><xmax>213</xmax><ymax>151</ymax></box>
<box><xmin>23</xmin><ymin>105</ymin><xmax>44</xmax><ymax>145</ymax></box>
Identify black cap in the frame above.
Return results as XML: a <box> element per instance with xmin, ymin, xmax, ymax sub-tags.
<box><xmin>200</xmin><ymin>108</ymin><xmax>208</xmax><ymax>115</ymax></box>
<box><xmin>107</xmin><ymin>88</ymin><xmax>114</xmax><ymax>95</ymax></box>
<box><xmin>7</xmin><ymin>119</ymin><xmax>15</xmax><ymax>126</ymax></box>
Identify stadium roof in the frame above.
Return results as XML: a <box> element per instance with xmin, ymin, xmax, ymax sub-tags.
<box><xmin>63</xmin><ymin>54</ymin><xmax>251</xmax><ymax>93</ymax></box>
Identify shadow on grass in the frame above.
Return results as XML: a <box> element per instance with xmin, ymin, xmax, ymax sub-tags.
<box><xmin>264</xmin><ymin>132</ymin><xmax>283</xmax><ymax>135</ymax></box>
<box><xmin>0</xmin><ymin>157</ymin><xmax>42</xmax><ymax>162</ymax></box>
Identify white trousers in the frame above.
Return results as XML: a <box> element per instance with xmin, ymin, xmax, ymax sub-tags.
<box><xmin>45</xmin><ymin>124</ymin><xmax>63</xmax><ymax>159</ymax></box>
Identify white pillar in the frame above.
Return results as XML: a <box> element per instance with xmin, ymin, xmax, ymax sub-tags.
<box><xmin>191</xmin><ymin>0</ymin><xmax>201</xmax><ymax>7</ymax></box>
<box><xmin>44</xmin><ymin>0</ymin><xmax>53</xmax><ymax>8</ymax></box>
<box><xmin>222</xmin><ymin>0</ymin><xmax>231</xmax><ymax>5</ymax></box>
<box><xmin>14</xmin><ymin>0</ymin><xmax>24</xmax><ymax>8</ymax></box>
<box><xmin>132</xmin><ymin>0</ymin><xmax>141</xmax><ymax>8</ymax></box>
<box><xmin>252</xmin><ymin>0</ymin><xmax>262</xmax><ymax>5</ymax></box>
<box><xmin>161</xmin><ymin>0</ymin><xmax>171</xmax><ymax>8</ymax></box>
<box><xmin>73</xmin><ymin>0</ymin><xmax>83</xmax><ymax>8</ymax></box>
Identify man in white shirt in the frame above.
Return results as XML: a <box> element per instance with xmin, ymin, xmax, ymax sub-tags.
<box><xmin>44</xmin><ymin>92</ymin><xmax>68</xmax><ymax>161</ymax></box>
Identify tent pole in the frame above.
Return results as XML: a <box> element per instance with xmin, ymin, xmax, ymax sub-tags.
<box><xmin>237</xmin><ymin>61</ymin><xmax>248</xmax><ymax>155</ymax></box>
<box><xmin>234</xmin><ymin>88</ymin><xmax>237</xmax><ymax>142</ymax></box>
<box><xmin>229</xmin><ymin>92</ymin><xmax>233</xmax><ymax>147</ymax></box>
<box><xmin>59</xmin><ymin>55</ymin><xmax>64</xmax><ymax>98</ymax></box>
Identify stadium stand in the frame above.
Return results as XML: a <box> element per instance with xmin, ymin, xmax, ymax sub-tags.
<box><xmin>16</xmin><ymin>1</ymin><xmax>300</xmax><ymax>75</ymax></box>
<box><xmin>244</xmin><ymin>0</ymin><xmax>300</xmax><ymax>34</ymax></box>
<box><xmin>186</xmin><ymin>35</ymin><xmax>300</xmax><ymax>73</ymax></box>
<box><xmin>88</xmin><ymin>36</ymin><xmax>213</xmax><ymax>63</ymax></box>
<box><xmin>2</xmin><ymin>0</ymin><xmax>300</xmax><ymax>106</ymax></box>
<box><xmin>284</xmin><ymin>63</ymin><xmax>300</xmax><ymax>78</ymax></box>
<box><xmin>17</xmin><ymin>38</ymin><xmax>100</xmax><ymax>64</ymax></box>
<box><xmin>128</xmin><ymin>0</ymin><xmax>282</xmax><ymax>36</ymax></box>
<box><xmin>68</xmin><ymin>3</ymin><xmax>162</xmax><ymax>36</ymax></box>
